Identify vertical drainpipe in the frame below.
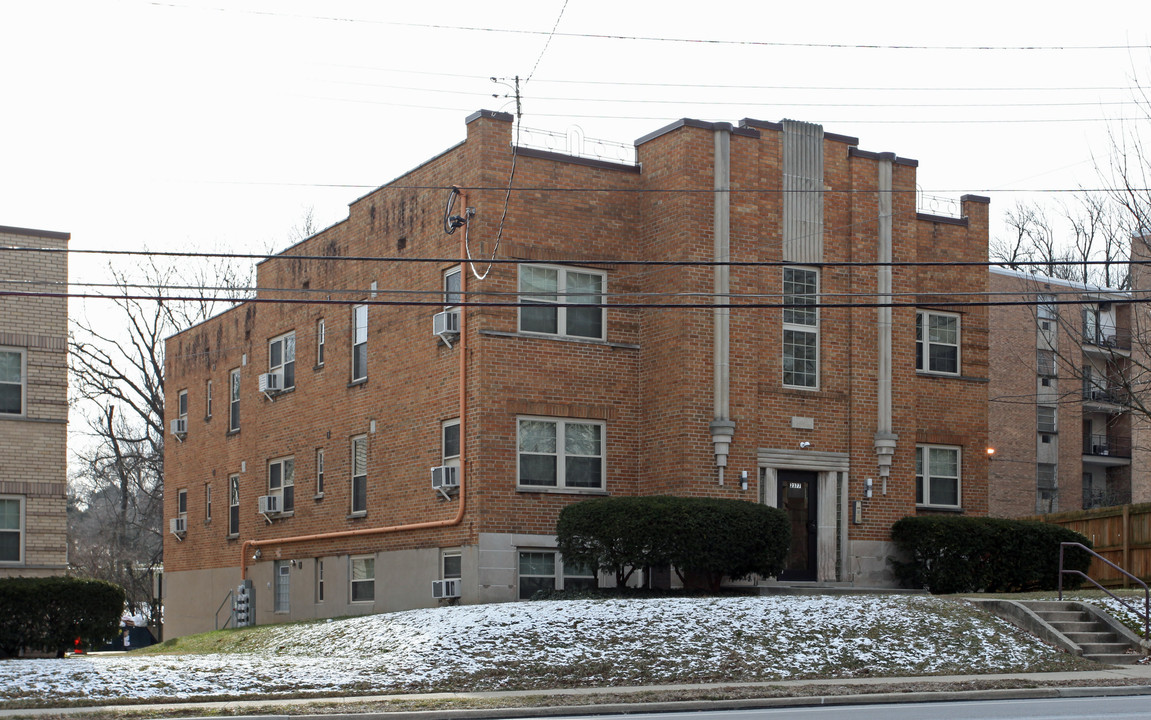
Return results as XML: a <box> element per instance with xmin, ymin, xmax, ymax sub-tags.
<box><xmin>874</xmin><ymin>155</ymin><xmax>898</xmax><ymax>488</ymax></box>
<box><xmin>710</xmin><ymin>125</ymin><xmax>736</xmax><ymax>485</ymax></box>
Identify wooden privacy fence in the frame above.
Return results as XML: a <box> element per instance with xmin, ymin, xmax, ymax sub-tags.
<box><xmin>1023</xmin><ymin>503</ymin><xmax>1151</xmax><ymax>587</ymax></box>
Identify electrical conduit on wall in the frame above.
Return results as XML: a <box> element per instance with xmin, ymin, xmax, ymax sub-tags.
<box><xmin>240</xmin><ymin>196</ymin><xmax>472</xmax><ymax>580</ymax></box>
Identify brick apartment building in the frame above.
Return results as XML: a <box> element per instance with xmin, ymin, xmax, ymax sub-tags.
<box><xmin>163</xmin><ymin>110</ymin><xmax>990</xmax><ymax>637</ymax></box>
<box><xmin>0</xmin><ymin>225</ymin><xmax>70</xmax><ymax>578</ymax></box>
<box><xmin>988</xmin><ymin>241</ymin><xmax>1151</xmax><ymax>517</ymax></box>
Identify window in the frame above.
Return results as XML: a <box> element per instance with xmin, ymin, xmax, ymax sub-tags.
<box><xmin>1083</xmin><ymin>307</ymin><xmax>1100</xmax><ymax>344</ymax></box>
<box><xmin>177</xmin><ymin>389</ymin><xmax>188</xmax><ymax>421</ymax></box>
<box><xmin>0</xmin><ymin>497</ymin><xmax>23</xmax><ymax>564</ymax></box>
<box><xmin>518</xmin><ymin>551</ymin><xmax>555</xmax><ymax>599</ymax></box>
<box><xmin>442</xmin><ymin>419</ymin><xmax>460</xmax><ymax>474</ymax></box>
<box><xmin>916</xmin><ymin>445</ymin><xmax>961</xmax><ymax>508</ymax></box>
<box><xmin>916</xmin><ymin>310</ymin><xmax>960</xmax><ymax>375</ymax></box>
<box><xmin>268</xmin><ymin>457</ymin><xmax>295</xmax><ymax>513</ymax></box>
<box><xmin>1037</xmin><ymin>294</ymin><xmax>1057</xmax><ymax>320</ymax></box>
<box><xmin>350</xmin><ymin>435</ymin><xmax>368</xmax><ymax>514</ymax></box>
<box><xmin>229</xmin><ymin>368</ymin><xmax>241</xmax><ymax>432</ymax></box>
<box><xmin>1037</xmin><ymin>406</ymin><xmax>1057</xmax><ymax>434</ymax></box>
<box><xmin>316</xmin><ymin>319</ymin><xmax>325</xmax><ymax>367</ymax></box>
<box><xmin>782</xmin><ymin>268</ymin><xmax>819</xmax><ymax>388</ymax></box>
<box><xmin>352</xmin><ymin>305</ymin><xmax>368</xmax><ymax>382</ymax></box>
<box><xmin>350</xmin><ymin>555</ymin><xmax>374</xmax><ymax>602</ymax></box>
<box><xmin>1037</xmin><ymin>350</ymin><xmax>1055</xmax><ymax>378</ymax></box>
<box><xmin>205</xmin><ymin>484</ymin><xmax>212</xmax><ymax>522</ymax></box>
<box><xmin>1037</xmin><ymin>464</ymin><xmax>1058</xmax><ymax>513</ymax></box>
<box><xmin>518</xmin><ymin>265</ymin><xmax>605</xmax><ymax>340</ymax></box>
<box><xmin>442</xmin><ymin>551</ymin><xmax>462</xmax><ymax>581</ymax></box>
<box><xmin>444</xmin><ymin>266</ymin><xmax>462</xmax><ymax>307</ymax></box>
<box><xmin>269</xmin><ymin>331</ymin><xmax>296</xmax><ymax>390</ymax></box>
<box><xmin>315</xmin><ymin>448</ymin><xmax>325</xmax><ymax>496</ymax></box>
<box><xmin>517</xmin><ymin>418</ymin><xmax>604</xmax><ymax>491</ymax></box>
<box><xmin>228</xmin><ymin>475</ymin><xmax>240</xmax><ymax>536</ymax></box>
<box><xmin>517</xmin><ymin>551</ymin><xmax>596</xmax><ymax>599</ymax></box>
<box><xmin>0</xmin><ymin>348</ymin><xmax>25</xmax><ymax>416</ymax></box>
<box><xmin>274</xmin><ymin>561</ymin><xmax>290</xmax><ymax>613</ymax></box>
<box><xmin>316</xmin><ymin>558</ymin><xmax>325</xmax><ymax>602</ymax></box>
<box><xmin>205</xmin><ymin>380</ymin><xmax>213</xmax><ymax>419</ymax></box>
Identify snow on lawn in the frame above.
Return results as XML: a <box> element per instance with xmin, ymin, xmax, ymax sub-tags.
<box><xmin>1</xmin><ymin>595</ymin><xmax>1082</xmax><ymax>704</ymax></box>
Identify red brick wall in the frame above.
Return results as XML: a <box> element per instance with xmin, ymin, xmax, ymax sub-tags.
<box><xmin>164</xmin><ymin>112</ymin><xmax>991</xmax><ymax>576</ymax></box>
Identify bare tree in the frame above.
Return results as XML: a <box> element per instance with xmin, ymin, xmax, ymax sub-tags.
<box><xmin>68</xmin><ymin>253</ymin><xmax>252</xmax><ymax>618</ymax></box>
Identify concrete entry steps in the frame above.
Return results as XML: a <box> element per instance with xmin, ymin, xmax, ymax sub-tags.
<box><xmin>1020</xmin><ymin>601</ymin><xmax>1144</xmax><ymax>665</ymax></box>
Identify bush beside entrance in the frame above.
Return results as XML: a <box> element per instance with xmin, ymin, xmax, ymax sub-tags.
<box><xmin>556</xmin><ymin>495</ymin><xmax>790</xmax><ymax>591</ymax></box>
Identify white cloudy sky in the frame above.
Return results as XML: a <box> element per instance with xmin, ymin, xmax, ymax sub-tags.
<box><xmin>3</xmin><ymin>0</ymin><xmax>1151</xmax><ymax>269</ymax></box>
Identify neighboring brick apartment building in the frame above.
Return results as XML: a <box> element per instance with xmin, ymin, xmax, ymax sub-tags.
<box><xmin>164</xmin><ymin>110</ymin><xmax>990</xmax><ymax>637</ymax></box>
<box><xmin>988</xmin><ymin>242</ymin><xmax>1151</xmax><ymax>517</ymax></box>
<box><xmin>0</xmin><ymin>225</ymin><xmax>69</xmax><ymax>577</ymax></box>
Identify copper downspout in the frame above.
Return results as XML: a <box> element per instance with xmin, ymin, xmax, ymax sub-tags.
<box><xmin>240</xmin><ymin>199</ymin><xmax>470</xmax><ymax>579</ymax></box>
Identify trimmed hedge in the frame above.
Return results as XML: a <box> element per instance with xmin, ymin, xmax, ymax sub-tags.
<box><xmin>891</xmin><ymin>516</ymin><xmax>1093</xmax><ymax>594</ymax></box>
<box><xmin>556</xmin><ymin>496</ymin><xmax>790</xmax><ymax>591</ymax></box>
<box><xmin>0</xmin><ymin>577</ymin><xmax>125</xmax><ymax>658</ymax></box>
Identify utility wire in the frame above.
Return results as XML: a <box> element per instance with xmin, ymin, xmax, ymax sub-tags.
<box><xmin>145</xmin><ymin>4</ymin><xmax>1151</xmax><ymax>52</ymax></box>
<box><xmin>3</xmin><ymin>245</ymin><xmax>1148</xmax><ymax>271</ymax></box>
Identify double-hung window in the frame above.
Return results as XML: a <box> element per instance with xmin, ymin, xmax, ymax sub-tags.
<box><xmin>228</xmin><ymin>475</ymin><xmax>240</xmax><ymax>536</ymax></box>
<box><xmin>177</xmin><ymin>488</ymin><xmax>188</xmax><ymax>520</ymax></box>
<box><xmin>269</xmin><ymin>332</ymin><xmax>296</xmax><ymax>390</ymax></box>
<box><xmin>350</xmin><ymin>435</ymin><xmax>368</xmax><ymax>515</ymax></box>
<box><xmin>916</xmin><ymin>445</ymin><xmax>961</xmax><ymax>508</ymax></box>
<box><xmin>0</xmin><ymin>348</ymin><xmax>25</xmax><ymax>416</ymax></box>
<box><xmin>517</xmin><ymin>418</ymin><xmax>604</xmax><ymax>491</ymax></box>
<box><xmin>916</xmin><ymin>310</ymin><xmax>960</xmax><ymax>375</ymax></box>
<box><xmin>229</xmin><ymin>368</ymin><xmax>241</xmax><ymax>432</ymax></box>
<box><xmin>177</xmin><ymin>389</ymin><xmax>188</xmax><ymax>428</ymax></box>
<box><xmin>442</xmin><ymin>419</ymin><xmax>460</xmax><ymax>477</ymax></box>
<box><xmin>442</xmin><ymin>550</ymin><xmax>462</xmax><ymax>582</ymax></box>
<box><xmin>518</xmin><ymin>265</ymin><xmax>605</xmax><ymax>340</ymax></box>
<box><xmin>782</xmin><ymin>268</ymin><xmax>819</xmax><ymax>389</ymax></box>
<box><xmin>316</xmin><ymin>319</ymin><xmax>325</xmax><ymax>367</ymax></box>
<box><xmin>315</xmin><ymin>448</ymin><xmax>325</xmax><ymax>496</ymax></box>
<box><xmin>204</xmin><ymin>484</ymin><xmax>212</xmax><ymax>523</ymax></box>
<box><xmin>0</xmin><ymin>496</ymin><xmax>24</xmax><ymax>564</ymax></box>
<box><xmin>350</xmin><ymin>555</ymin><xmax>374</xmax><ymax>602</ymax></box>
<box><xmin>268</xmin><ymin>457</ymin><xmax>295</xmax><ymax>513</ymax></box>
<box><xmin>444</xmin><ymin>266</ymin><xmax>462</xmax><ymax>307</ymax></box>
<box><xmin>205</xmin><ymin>380</ymin><xmax>213</xmax><ymax>419</ymax></box>
<box><xmin>351</xmin><ymin>305</ymin><xmax>368</xmax><ymax>382</ymax></box>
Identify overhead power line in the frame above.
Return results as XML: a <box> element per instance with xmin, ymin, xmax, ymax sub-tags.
<box><xmin>2</xmin><ymin>244</ymin><xmax>1146</xmax><ymax>272</ymax></box>
<box><xmin>5</xmin><ymin>289</ymin><xmax>1147</xmax><ymax>311</ymax></box>
<box><xmin>146</xmin><ymin>3</ymin><xmax>1151</xmax><ymax>52</ymax></box>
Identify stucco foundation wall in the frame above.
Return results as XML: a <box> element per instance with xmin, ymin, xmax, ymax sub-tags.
<box><xmin>849</xmin><ymin>539</ymin><xmax>900</xmax><ymax>587</ymax></box>
<box><xmin>164</xmin><ymin>566</ymin><xmax>245</xmax><ymax>638</ymax></box>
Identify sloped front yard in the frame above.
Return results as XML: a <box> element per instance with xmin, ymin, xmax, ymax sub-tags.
<box><xmin>1</xmin><ymin>595</ymin><xmax>1096</xmax><ymax>706</ymax></box>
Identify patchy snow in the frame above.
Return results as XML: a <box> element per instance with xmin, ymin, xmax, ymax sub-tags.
<box><xmin>1</xmin><ymin>595</ymin><xmax>1081</xmax><ymax>704</ymax></box>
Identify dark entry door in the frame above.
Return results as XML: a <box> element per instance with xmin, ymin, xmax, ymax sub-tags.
<box><xmin>777</xmin><ymin>470</ymin><xmax>818</xmax><ymax>581</ymax></box>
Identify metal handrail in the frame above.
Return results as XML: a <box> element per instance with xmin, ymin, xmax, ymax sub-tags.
<box><xmin>1058</xmin><ymin>541</ymin><xmax>1149</xmax><ymax>639</ymax></box>
<box><xmin>214</xmin><ymin>588</ymin><xmax>234</xmax><ymax>631</ymax></box>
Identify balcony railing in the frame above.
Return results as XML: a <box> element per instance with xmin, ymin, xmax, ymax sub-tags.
<box><xmin>1082</xmin><ymin>383</ymin><xmax>1127</xmax><ymax>406</ymax></box>
<box><xmin>1083</xmin><ymin>433</ymin><xmax>1131</xmax><ymax>458</ymax></box>
<box><xmin>1082</xmin><ymin>326</ymin><xmax>1131</xmax><ymax>351</ymax></box>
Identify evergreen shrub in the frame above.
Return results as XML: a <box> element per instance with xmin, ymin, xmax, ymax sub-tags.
<box><xmin>890</xmin><ymin>515</ymin><xmax>1092</xmax><ymax>594</ymax></box>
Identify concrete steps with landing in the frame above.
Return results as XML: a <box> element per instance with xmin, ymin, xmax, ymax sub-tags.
<box><xmin>1021</xmin><ymin>601</ymin><xmax>1143</xmax><ymax>665</ymax></box>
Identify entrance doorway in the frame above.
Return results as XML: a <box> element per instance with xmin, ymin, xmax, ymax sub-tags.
<box><xmin>777</xmin><ymin>470</ymin><xmax>818</xmax><ymax>581</ymax></box>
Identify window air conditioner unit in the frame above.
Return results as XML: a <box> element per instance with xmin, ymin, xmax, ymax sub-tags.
<box><xmin>258</xmin><ymin>494</ymin><xmax>281</xmax><ymax>515</ymax></box>
<box><xmin>433</xmin><ymin>309</ymin><xmax>461</xmax><ymax>338</ymax></box>
<box><xmin>258</xmin><ymin>371</ymin><xmax>283</xmax><ymax>394</ymax></box>
<box><xmin>170</xmin><ymin>517</ymin><xmax>187</xmax><ymax>534</ymax></box>
<box><xmin>170</xmin><ymin>417</ymin><xmax>188</xmax><ymax>436</ymax></box>
<box><xmin>431</xmin><ymin>465</ymin><xmax>459</xmax><ymax>490</ymax></box>
<box><xmin>432</xmin><ymin>579</ymin><xmax>461</xmax><ymax>599</ymax></box>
